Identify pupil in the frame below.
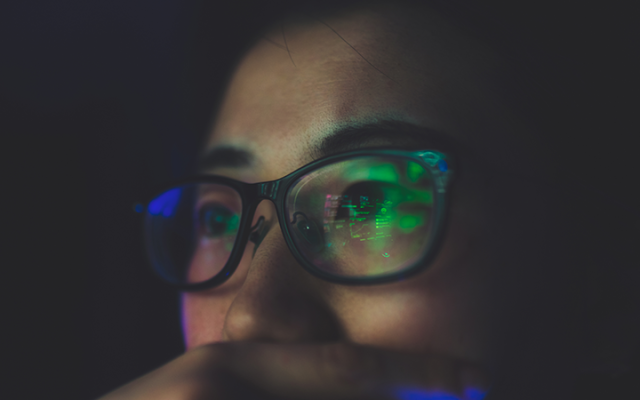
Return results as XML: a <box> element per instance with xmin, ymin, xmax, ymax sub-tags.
<box><xmin>297</xmin><ymin>219</ymin><xmax>323</xmax><ymax>246</ymax></box>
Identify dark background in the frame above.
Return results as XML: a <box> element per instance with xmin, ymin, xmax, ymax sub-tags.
<box><xmin>3</xmin><ymin>2</ymin><xmax>298</xmax><ymax>398</ymax></box>
<box><xmin>2</xmin><ymin>1</ymin><xmax>637</xmax><ymax>399</ymax></box>
<box><xmin>3</xmin><ymin>1</ymin><xmax>218</xmax><ymax>399</ymax></box>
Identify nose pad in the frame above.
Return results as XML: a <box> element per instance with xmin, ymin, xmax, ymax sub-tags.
<box><xmin>249</xmin><ymin>216</ymin><xmax>267</xmax><ymax>244</ymax></box>
<box><xmin>247</xmin><ymin>215</ymin><xmax>272</xmax><ymax>259</ymax></box>
<box><xmin>245</xmin><ymin>200</ymin><xmax>277</xmax><ymax>258</ymax></box>
<box><xmin>250</xmin><ymin>216</ymin><xmax>266</xmax><ymax>237</ymax></box>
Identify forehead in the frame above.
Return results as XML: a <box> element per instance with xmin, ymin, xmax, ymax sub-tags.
<box><xmin>206</xmin><ymin>3</ymin><xmax>545</xmax><ymax>181</ymax></box>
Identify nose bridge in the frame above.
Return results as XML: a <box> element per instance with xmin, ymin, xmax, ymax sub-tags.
<box><xmin>222</xmin><ymin>194</ymin><xmax>343</xmax><ymax>342</ymax></box>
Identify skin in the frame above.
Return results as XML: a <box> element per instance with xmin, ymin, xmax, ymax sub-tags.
<box><xmin>102</xmin><ymin>3</ymin><xmax>592</xmax><ymax>399</ymax></box>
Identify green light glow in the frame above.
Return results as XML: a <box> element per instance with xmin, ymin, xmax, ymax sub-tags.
<box><xmin>342</xmin><ymin>160</ymin><xmax>401</xmax><ymax>183</ymax></box>
<box><xmin>367</xmin><ymin>163</ymin><xmax>399</xmax><ymax>182</ymax></box>
<box><xmin>407</xmin><ymin>161</ymin><xmax>426</xmax><ymax>182</ymax></box>
<box><xmin>399</xmin><ymin>214</ymin><xmax>425</xmax><ymax>233</ymax></box>
<box><xmin>400</xmin><ymin>215</ymin><xmax>419</xmax><ymax>229</ymax></box>
<box><xmin>405</xmin><ymin>189</ymin><xmax>433</xmax><ymax>205</ymax></box>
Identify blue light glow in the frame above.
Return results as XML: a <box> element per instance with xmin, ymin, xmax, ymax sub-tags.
<box><xmin>148</xmin><ymin>188</ymin><xmax>181</xmax><ymax>217</ymax></box>
<box><xmin>464</xmin><ymin>388</ymin><xmax>486</xmax><ymax>400</ymax></box>
<box><xmin>394</xmin><ymin>388</ymin><xmax>459</xmax><ymax>400</ymax></box>
<box><xmin>134</xmin><ymin>203</ymin><xmax>144</xmax><ymax>213</ymax></box>
<box><xmin>392</xmin><ymin>387</ymin><xmax>485</xmax><ymax>400</ymax></box>
<box><xmin>437</xmin><ymin>159</ymin><xmax>448</xmax><ymax>172</ymax></box>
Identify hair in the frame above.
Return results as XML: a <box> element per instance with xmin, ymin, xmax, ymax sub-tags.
<box><xmin>179</xmin><ymin>0</ymin><xmax>639</xmax><ymax>378</ymax></box>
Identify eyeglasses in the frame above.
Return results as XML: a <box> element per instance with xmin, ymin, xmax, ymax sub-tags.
<box><xmin>136</xmin><ymin>148</ymin><xmax>455</xmax><ymax>291</ymax></box>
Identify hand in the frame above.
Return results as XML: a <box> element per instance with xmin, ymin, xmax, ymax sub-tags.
<box><xmin>98</xmin><ymin>342</ymin><xmax>489</xmax><ymax>400</ymax></box>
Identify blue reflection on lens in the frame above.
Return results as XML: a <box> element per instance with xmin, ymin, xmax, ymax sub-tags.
<box><xmin>394</xmin><ymin>388</ymin><xmax>459</xmax><ymax>400</ymax></box>
<box><xmin>148</xmin><ymin>188</ymin><xmax>181</xmax><ymax>217</ymax></box>
<box><xmin>134</xmin><ymin>203</ymin><xmax>144</xmax><ymax>213</ymax></box>
<box><xmin>437</xmin><ymin>159</ymin><xmax>448</xmax><ymax>172</ymax></box>
<box><xmin>464</xmin><ymin>388</ymin><xmax>486</xmax><ymax>400</ymax></box>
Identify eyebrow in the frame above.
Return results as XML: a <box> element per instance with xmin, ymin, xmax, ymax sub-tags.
<box><xmin>311</xmin><ymin>120</ymin><xmax>459</xmax><ymax>161</ymax></box>
<box><xmin>197</xmin><ymin>146</ymin><xmax>255</xmax><ymax>172</ymax></box>
<box><xmin>197</xmin><ymin>120</ymin><xmax>460</xmax><ymax>172</ymax></box>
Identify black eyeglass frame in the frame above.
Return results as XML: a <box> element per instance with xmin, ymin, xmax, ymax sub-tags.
<box><xmin>138</xmin><ymin>148</ymin><xmax>455</xmax><ymax>291</ymax></box>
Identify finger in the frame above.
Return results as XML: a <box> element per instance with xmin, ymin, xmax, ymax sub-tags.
<box><xmin>195</xmin><ymin>341</ymin><xmax>490</xmax><ymax>400</ymax></box>
<box><xmin>98</xmin><ymin>350</ymin><xmax>279</xmax><ymax>400</ymax></box>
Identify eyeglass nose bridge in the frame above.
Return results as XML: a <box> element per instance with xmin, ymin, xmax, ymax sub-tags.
<box><xmin>258</xmin><ymin>180</ymin><xmax>280</xmax><ymax>200</ymax></box>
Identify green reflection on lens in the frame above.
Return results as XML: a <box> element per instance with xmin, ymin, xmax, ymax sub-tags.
<box><xmin>399</xmin><ymin>215</ymin><xmax>422</xmax><ymax>230</ymax></box>
<box><xmin>202</xmin><ymin>206</ymin><xmax>239</xmax><ymax>238</ymax></box>
<box><xmin>343</xmin><ymin>162</ymin><xmax>400</xmax><ymax>182</ymax></box>
<box><xmin>227</xmin><ymin>215</ymin><xmax>239</xmax><ymax>233</ymax></box>
<box><xmin>287</xmin><ymin>156</ymin><xmax>440</xmax><ymax>278</ymax></box>
<box><xmin>368</xmin><ymin>164</ymin><xmax>399</xmax><ymax>182</ymax></box>
<box><xmin>407</xmin><ymin>161</ymin><xmax>426</xmax><ymax>182</ymax></box>
<box><xmin>407</xmin><ymin>189</ymin><xmax>433</xmax><ymax>205</ymax></box>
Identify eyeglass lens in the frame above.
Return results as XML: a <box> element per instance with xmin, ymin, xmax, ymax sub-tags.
<box><xmin>146</xmin><ymin>183</ymin><xmax>243</xmax><ymax>285</ymax></box>
<box><xmin>145</xmin><ymin>156</ymin><xmax>435</xmax><ymax>285</ymax></box>
<box><xmin>286</xmin><ymin>156</ymin><xmax>435</xmax><ymax>278</ymax></box>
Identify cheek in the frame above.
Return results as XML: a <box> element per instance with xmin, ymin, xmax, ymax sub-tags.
<box><xmin>332</xmin><ymin>269</ymin><xmax>491</xmax><ymax>364</ymax></box>
<box><xmin>181</xmin><ymin>293</ymin><xmax>230</xmax><ymax>349</ymax></box>
<box><xmin>330</xmin><ymin>226</ymin><xmax>491</xmax><ymax>364</ymax></box>
<box><xmin>342</xmin><ymin>290</ymin><xmax>435</xmax><ymax>347</ymax></box>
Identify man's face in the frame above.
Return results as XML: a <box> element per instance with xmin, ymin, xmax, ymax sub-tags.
<box><xmin>181</xmin><ymin>3</ymin><xmax>580</xmax><ymax>372</ymax></box>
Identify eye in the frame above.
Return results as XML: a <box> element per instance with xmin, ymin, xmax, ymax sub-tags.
<box><xmin>198</xmin><ymin>204</ymin><xmax>240</xmax><ymax>238</ymax></box>
<box><xmin>291</xmin><ymin>212</ymin><xmax>325</xmax><ymax>248</ymax></box>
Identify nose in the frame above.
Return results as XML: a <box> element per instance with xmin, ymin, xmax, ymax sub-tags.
<box><xmin>221</xmin><ymin>202</ymin><xmax>343</xmax><ymax>342</ymax></box>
